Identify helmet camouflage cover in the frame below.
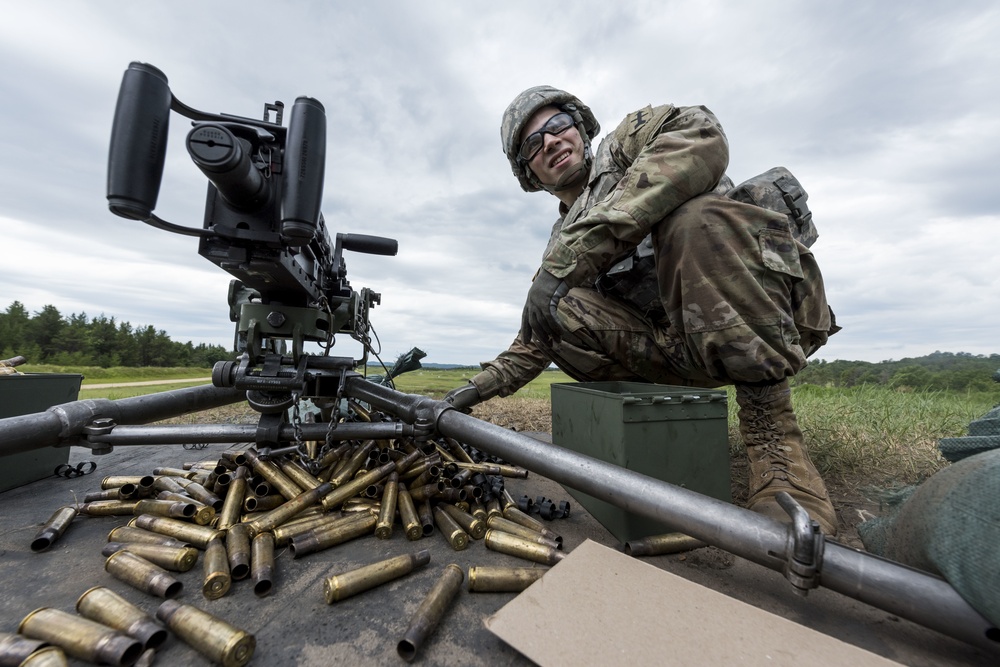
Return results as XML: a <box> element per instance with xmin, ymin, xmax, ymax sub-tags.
<box><xmin>501</xmin><ymin>85</ymin><xmax>600</xmax><ymax>193</ymax></box>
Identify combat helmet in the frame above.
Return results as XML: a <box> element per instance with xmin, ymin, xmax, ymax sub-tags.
<box><xmin>501</xmin><ymin>85</ymin><xmax>600</xmax><ymax>193</ymax></box>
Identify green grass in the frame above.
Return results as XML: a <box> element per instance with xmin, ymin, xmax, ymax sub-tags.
<box><xmin>384</xmin><ymin>367</ymin><xmax>573</xmax><ymax>399</ymax></box>
<box><xmin>20</xmin><ymin>364</ymin><xmax>212</xmax><ymax>384</ymax></box>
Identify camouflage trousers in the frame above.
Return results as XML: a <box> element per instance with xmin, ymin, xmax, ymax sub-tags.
<box><xmin>541</xmin><ymin>194</ymin><xmax>837</xmax><ymax>387</ymax></box>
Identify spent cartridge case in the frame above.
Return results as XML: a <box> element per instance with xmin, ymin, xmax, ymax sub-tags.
<box><xmin>246</xmin><ymin>481</ymin><xmax>333</xmax><ymax>536</ymax></box>
<box><xmin>0</xmin><ymin>631</ymin><xmax>49</xmax><ymax>665</ymax></box>
<box><xmin>78</xmin><ymin>500</ymin><xmax>140</xmax><ymax>517</ymax></box>
<box><xmin>375</xmin><ymin>473</ymin><xmax>399</xmax><ymax>539</ymax></box>
<box><xmin>203</xmin><ymin>537</ymin><xmax>232</xmax><ymax>600</ymax></box>
<box><xmin>433</xmin><ymin>506</ymin><xmax>468</xmax><ymax>551</ymax></box>
<box><xmin>133</xmin><ymin>499</ymin><xmax>197</xmax><ymax>520</ymax></box>
<box><xmin>323</xmin><ymin>549</ymin><xmax>431</xmax><ymax>604</ymax></box>
<box><xmin>152</xmin><ymin>466</ymin><xmax>198</xmax><ymax>479</ymax></box>
<box><xmin>226</xmin><ymin>523</ymin><xmax>252</xmax><ymax>580</ymax></box>
<box><xmin>278</xmin><ymin>459</ymin><xmax>323</xmax><ymax>491</ymax></box>
<box><xmin>470</xmin><ymin>501</ymin><xmax>487</xmax><ymax>522</ymax></box>
<box><xmin>117</xmin><ymin>483</ymin><xmax>140</xmax><ymax>499</ymax></box>
<box><xmin>216</xmin><ymin>466</ymin><xmax>248</xmax><ymax>530</ymax></box>
<box><xmin>105</xmin><ymin>550</ymin><xmax>184</xmax><ymax>598</ymax></box>
<box><xmin>83</xmin><ymin>488</ymin><xmax>122</xmax><ymax>502</ymax></box>
<box><xmin>397</xmin><ymin>485</ymin><xmax>422</xmax><ymax>541</ymax></box>
<box><xmin>467</xmin><ymin>566</ymin><xmax>547</xmax><ymax>592</ymax></box>
<box><xmin>220</xmin><ymin>449</ymin><xmax>248</xmax><ymax>466</ymax></box>
<box><xmin>624</xmin><ymin>532</ymin><xmax>708</xmax><ymax>557</ymax></box>
<box><xmin>440</xmin><ymin>503</ymin><xmax>486</xmax><ymax>540</ymax></box>
<box><xmin>243</xmin><ymin>493</ymin><xmax>284</xmax><ymax>512</ymax></box>
<box><xmin>102</xmin><ymin>475</ymin><xmax>154</xmax><ymax>490</ymax></box>
<box><xmin>102</xmin><ymin>542</ymin><xmax>199</xmax><ymax>572</ymax></box>
<box><xmin>444</xmin><ymin>436</ymin><xmax>475</xmax><ymax>464</ymax></box>
<box><xmin>486</xmin><ymin>515</ymin><xmax>561</xmax><ymax>550</ymax></box>
<box><xmin>251</xmin><ymin>532</ymin><xmax>275</xmax><ymax>597</ymax></box>
<box><xmin>107</xmin><ymin>525</ymin><xmax>190</xmax><ymax>548</ymax></box>
<box><xmin>19</xmin><ymin>608</ymin><xmax>143</xmax><ymax>667</ymax></box>
<box><xmin>484</xmin><ymin>529</ymin><xmax>566</xmax><ymax>566</ymax></box>
<box><xmin>486</xmin><ymin>497</ymin><xmax>503</xmax><ymax>520</ymax></box>
<box><xmin>327</xmin><ymin>441</ymin><xmax>375</xmax><ymax>488</ymax></box>
<box><xmin>133</xmin><ymin>515</ymin><xmax>223</xmax><ymax>549</ymax></box>
<box><xmin>30</xmin><ymin>505</ymin><xmax>77</xmax><ymax>553</ymax></box>
<box><xmin>396</xmin><ymin>563</ymin><xmax>464</xmax><ymax>662</ymax></box>
<box><xmin>156</xmin><ymin>599</ymin><xmax>255</xmax><ymax>667</ymax></box>
<box><xmin>150</xmin><ymin>475</ymin><xmax>187</xmax><ymax>495</ymax></box>
<box><xmin>503</xmin><ymin>506</ymin><xmax>562</xmax><ymax>544</ymax></box>
<box><xmin>76</xmin><ymin>585</ymin><xmax>168</xmax><ymax>651</ymax></box>
<box><xmin>244</xmin><ymin>448</ymin><xmax>304</xmax><ymax>500</ymax></box>
<box><xmin>289</xmin><ymin>512</ymin><xmax>377</xmax><ymax>559</ymax></box>
<box><xmin>320</xmin><ymin>461</ymin><xmax>395</xmax><ymax>512</ymax></box>
<box><xmin>17</xmin><ymin>645</ymin><xmax>68</xmax><ymax>667</ymax></box>
<box><xmin>272</xmin><ymin>512</ymin><xmax>347</xmax><ymax>547</ymax></box>
<box><xmin>407</xmin><ymin>480</ymin><xmax>445</xmax><ymax>503</ymax></box>
<box><xmin>178</xmin><ymin>480</ymin><xmax>223</xmax><ymax>510</ymax></box>
<box><xmin>417</xmin><ymin>499</ymin><xmax>435</xmax><ymax>537</ymax></box>
<box><xmin>342</xmin><ymin>498</ymin><xmax>380</xmax><ymax>513</ymax></box>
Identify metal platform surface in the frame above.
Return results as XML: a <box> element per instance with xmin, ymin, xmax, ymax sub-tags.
<box><xmin>0</xmin><ymin>438</ymin><xmax>995</xmax><ymax>666</ymax></box>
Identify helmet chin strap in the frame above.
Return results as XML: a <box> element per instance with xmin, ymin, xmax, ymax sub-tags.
<box><xmin>545</xmin><ymin>161</ymin><xmax>588</xmax><ymax>193</ymax></box>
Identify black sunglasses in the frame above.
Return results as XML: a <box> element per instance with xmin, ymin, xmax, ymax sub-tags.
<box><xmin>518</xmin><ymin>112</ymin><xmax>575</xmax><ymax>162</ymax></box>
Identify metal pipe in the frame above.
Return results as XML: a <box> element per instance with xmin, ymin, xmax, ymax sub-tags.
<box><xmin>83</xmin><ymin>422</ymin><xmax>409</xmax><ymax>445</ymax></box>
<box><xmin>344</xmin><ymin>377</ymin><xmax>1000</xmax><ymax>653</ymax></box>
<box><xmin>0</xmin><ymin>384</ymin><xmax>244</xmax><ymax>455</ymax></box>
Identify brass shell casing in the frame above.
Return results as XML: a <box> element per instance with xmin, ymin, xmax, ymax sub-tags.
<box><xmin>216</xmin><ymin>466</ymin><xmax>248</xmax><ymax>530</ymax></box>
<box><xmin>278</xmin><ymin>459</ymin><xmax>323</xmax><ymax>491</ymax></box>
<box><xmin>439</xmin><ymin>503</ymin><xmax>486</xmax><ymax>540</ymax></box>
<box><xmin>19</xmin><ymin>607</ymin><xmax>143</xmax><ymax>667</ymax></box>
<box><xmin>375</xmin><ymin>473</ymin><xmax>399</xmax><ymax>540</ymax></box>
<box><xmin>78</xmin><ymin>500</ymin><xmax>140</xmax><ymax>517</ymax></box>
<box><xmin>17</xmin><ymin>645</ymin><xmax>68</xmax><ymax>666</ymax></box>
<box><xmin>323</xmin><ymin>549</ymin><xmax>430</xmax><ymax>604</ymax></box>
<box><xmin>133</xmin><ymin>499</ymin><xmax>196</xmax><ymax>520</ymax></box>
<box><xmin>483</xmin><ymin>529</ymin><xmax>566</xmax><ymax>566</ymax></box>
<box><xmin>272</xmin><ymin>512</ymin><xmax>345</xmax><ymax>547</ymax></box>
<box><xmin>432</xmin><ymin>506</ymin><xmax>468</xmax><ymax>551</ymax></box>
<box><xmin>624</xmin><ymin>532</ymin><xmax>708</xmax><ymax>557</ymax></box>
<box><xmin>503</xmin><ymin>506</ymin><xmax>561</xmax><ymax>543</ymax></box>
<box><xmin>102</xmin><ymin>542</ymin><xmax>199</xmax><ymax>572</ymax></box>
<box><xmin>243</xmin><ymin>493</ymin><xmax>284</xmax><ymax>513</ymax></box>
<box><xmin>105</xmin><ymin>550</ymin><xmax>184</xmax><ymax>598</ymax></box>
<box><xmin>320</xmin><ymin>461</ymin><xmax>395</xmax><ymax>512</ymax></box>
<box><xmin>30</xmin><ymin>506</ymin><xmax>78</xmax><ymax>552</ymax></box>
<box><xmin>486</xmin><ymin>515</ymin><xmax>561</xmax><ymax>551</ymax></box>
<box><xmin>246</xmin><ymin>482</ymin><xmax>332</xmax><ymax>537</ymax></box>
<box><xmin>243</xmin><ymin>448</ymin><xmax>305</xmax><ymax>501</ymax></box>
<box><xmin>76</xmin><ymin>585</ymin><xmax>168</xmax><ymax>650</ymax></box>
<box><xmin>396</xmin><ymin>485</ymin><xmax>423</xmax><ymax>541</ymax></box>
<box><xmin>467</xmin><ymin>566</ymin><xmax>547</xmax><ymax>593</ymax></box>
<box><xmin>396</xmin><ymin>563</ymin><xmax>464</xmax><ymax>662</ymax></box>
<box><xmin>133</xmin><ymin>514</ymin><xmax>224</xmax><ymax>549</ymax></box>
<box><xmin>0</xmin><ymin>631</ymin><xmax>49</xmax><ymax>665</ymax></box>
<box><xmin>289</xmin><ymin>513</ymin><xmax>377</xmax><ymax>559</ymax></box>
<box><xmin>226</xmin><ymin>523</ymin><xmax>252</xmax><ymax>580</ymax></box>
<box><xmin>101</xmin><ymin>475</ymin><xmax>154</xmax><ymax>490</ymax></box>
<box><xmin>251</xmin><ymin>532</ymin><xmax>275</xmax><ymax>597</ymax></box>
<box><xmin>107</xmin><ymin>525</ymin><xmax>190</xmax><ymax>549</ymax></box>
<box><xmin>156</xmin><ymin>599</ymin><xmax>255</xmax><ymax>667</ymax></box>
<box><xmin>202</xmin><ymin>537</ymin><xmax>232</xmax><ymax>600</ymax></box>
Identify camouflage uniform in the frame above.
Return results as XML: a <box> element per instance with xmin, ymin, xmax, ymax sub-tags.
<box><xmin>471</xmin><ymin>103</ymin><xmax>837</xmax><ymax>400</ymax></box>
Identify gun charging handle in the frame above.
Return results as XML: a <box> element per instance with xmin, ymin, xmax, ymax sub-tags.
<box><xmin>281</xmin><ymin>96</ymin><xmax>326</xmax><ymax>247</ymax></box>
<box><xmin>107</xmin><ymin>62</ymin><xmax>172</xmax><ymax>221</ymax></box>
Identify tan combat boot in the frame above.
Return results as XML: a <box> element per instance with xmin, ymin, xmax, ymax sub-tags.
<box><xmin>735</xmin><ymin>380</ymin><xmax>838</xmax><ymax>536</ymax></box>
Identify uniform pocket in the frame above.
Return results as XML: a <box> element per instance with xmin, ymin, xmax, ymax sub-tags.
<box><xmin>759</xmin><ymin>229</ymin><xmax>803</xmax><ymax>280</ymax></box>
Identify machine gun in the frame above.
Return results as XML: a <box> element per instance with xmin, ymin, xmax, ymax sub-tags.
<box><xmin>0</xmin><ymin>63</ymin><xmax>996</xmax><ymax>654</ymax></box>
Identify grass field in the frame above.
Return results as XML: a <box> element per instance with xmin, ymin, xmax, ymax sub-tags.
<box><xmin>19</xmin><ymin>364</ymin><xmax>999</xmax><ymax>491</ymax></box>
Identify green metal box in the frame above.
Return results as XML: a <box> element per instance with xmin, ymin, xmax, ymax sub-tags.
<box><xmin>0</xmin><ymin>373</ymin><xmax>83</xmax><ymax>492</ymax></box>
<box><xmin>551</xmin><ymin>381</ymin><xmax>730</xmax><ymax>544</ymax></box>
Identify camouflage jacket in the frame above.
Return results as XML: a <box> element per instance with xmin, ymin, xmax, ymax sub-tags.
<box><xmin>472</xmin><ymin>104</ymin><xmax>730</xmax><ymax>399</ymax></box>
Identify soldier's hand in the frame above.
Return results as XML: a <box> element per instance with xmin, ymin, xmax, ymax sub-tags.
<box><xmin>443</xmin><ymin>383</ymin><xmax>481</xmax><ymax>412</ymax></box>
<box><xmin>522</xmin><ymin>270</ymin><xmax>568</xmax><ymax>345</ymax></box>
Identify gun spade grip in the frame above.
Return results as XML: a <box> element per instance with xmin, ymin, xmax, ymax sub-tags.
<box><xmin>339</xmin><ymin>233</ymin><xmax>399</xmax><ymax>256</ymax></box>
<box><xmin>107</xmin><ymin>62</ymin><xmax>172</xmax><ymax>220</ymax></box>
<box><xmin>281</xmin><ymin>96</ymin><xmax>326</xmax><ymax>246</ymax></box>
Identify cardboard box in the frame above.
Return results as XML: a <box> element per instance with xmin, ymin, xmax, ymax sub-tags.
<box><xmin>551</xmin><ymin>381</ymin><xmax>730</xmax><ymax>543</ymax></box>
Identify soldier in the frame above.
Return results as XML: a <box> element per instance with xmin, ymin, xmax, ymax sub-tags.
<box><xmin>445</xmin><ymin>86</ymin><xmax>840</xmax><ymax>535</ymax></box>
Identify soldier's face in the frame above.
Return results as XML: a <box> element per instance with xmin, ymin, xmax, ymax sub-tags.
<box><xmin>521</xmin><ymin>106</ymin><xmax>585</xmax><ymax>188</ymax></box>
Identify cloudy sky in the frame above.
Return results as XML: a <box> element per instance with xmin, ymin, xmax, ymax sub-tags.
<box><xmin>2</xmin><ymin>1</ymin><xmax>998</xmax><ymax>369</ymax></box>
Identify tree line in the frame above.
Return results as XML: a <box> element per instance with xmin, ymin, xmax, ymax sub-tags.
<box><xmin>794</xmin><ymin>351</ymin><xmax>1000</xmax><ymax>391</ymax></box>
<box><xmin>1</xmin><ymin>301</ymin><xmax>232</xmax><ymax>368</ymax></box>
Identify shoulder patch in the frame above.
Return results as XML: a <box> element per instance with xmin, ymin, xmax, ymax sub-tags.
<box><xmin>627</xmin><ymin>105</ymin><xmax>655</xmax><ymax>136</ymax></box>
